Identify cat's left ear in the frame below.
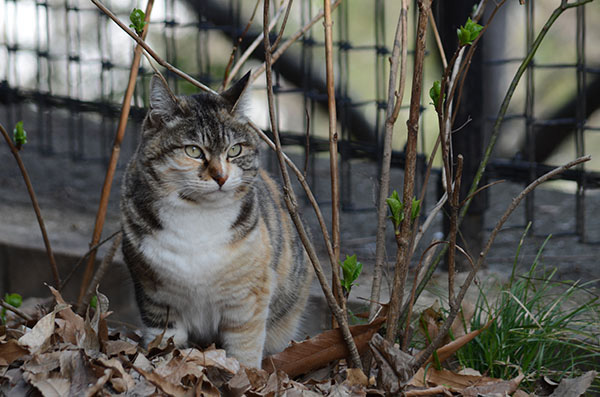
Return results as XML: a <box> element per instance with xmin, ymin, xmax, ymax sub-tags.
<box><xmin>221</xmin><ymin>71</ymin><xmax>251</xmax><ymax>114</ymax></box>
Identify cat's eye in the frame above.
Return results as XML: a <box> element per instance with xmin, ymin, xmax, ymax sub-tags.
<box><xmin>227</xmin><ymin>144</ymin><xmax>242</xmax><ymax>158</ymax></box>
<box><xmin>184</xmin><ymin>145</ymin><xmax>204</xmax><ymax>159</ymax></box>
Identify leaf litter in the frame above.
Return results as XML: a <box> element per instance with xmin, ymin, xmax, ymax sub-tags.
<box><xmin>0</xmin><ymin>287</ymin><xmax>595</xmax><ymax>396</ymax></box>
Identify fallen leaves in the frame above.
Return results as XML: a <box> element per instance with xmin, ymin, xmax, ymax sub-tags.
<box><xmin>0</xmin><ymin>287</ymin><xmax>596</xmax><ymax>397</ymax></box>
<box><xmin>263</xmin><ymin>317</ymin><xmax>385</xmax><ymax>377</ymax></box>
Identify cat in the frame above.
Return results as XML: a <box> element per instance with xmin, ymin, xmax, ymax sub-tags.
<box><xmin>120</xmin><ymin>72</ymin><xmax>313</xmax><ymax>368</ymax></box>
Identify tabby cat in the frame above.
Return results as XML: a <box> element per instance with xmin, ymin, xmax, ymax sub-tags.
<box><xmin>120</xmin><ymin>73</ymin><xmax>312</xmax><ymax>368</ymax></box>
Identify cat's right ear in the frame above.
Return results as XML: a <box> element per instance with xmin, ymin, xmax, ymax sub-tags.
<box><xmin>149</xmin><ymin>74</ymin><xmax>179</xmax><ymax>118</ymax></box>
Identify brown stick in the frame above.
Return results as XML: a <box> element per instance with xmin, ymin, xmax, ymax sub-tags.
<box><xmin>385</xmin><ymin>0</ymin><xmax>432</xmax><ymax>344</ymax></box>
<box><xmin>78</xmin><ymin>0</ymin><xmax>155</xmax><ymax>307</ymax></box>
<box><xmin>224</xmin><ymin>1</ymin><xmax>288</xmax><ymax>89</ymax></box>
<box><xmin>323</xmin><ymin>0</ymin><xmax>344</xmax><ymax>317</ymax></box>
<box><xmin>262</xmin><ymin>0</ymin><xmax>362</xmax><ymax>370</ymax></box>
<box><xmin>221</xmin><ymin>0</ymin><xmax>261</xmax><ymax>89</ymax></box>
<box><xmin>447</xmin><ymin>155</ymin><xmax>463</xmax><ymax>309</ymax></box>
<box><xmin>411</xmin><ymin>155</ymin><xmax>591</xmax><ymax>370</ymax></box>
<box><xmin>0</xmin><ymin>123</ymin><xmax>60</xmax><ymax>287</ymax></box>
<box><xmin>90</xmin><ymin>0</ymin><xmax>216</xmax><ymax>96</ymax></box>
<box><xmin>79</xmin><ymin>232</ymin><xmax>123</xmax><ymax>315</ymax></box>
<box><xmin>250</xmin><ymin>0</ymin><xmax>342</xmax><ymax>85</ymax></box>
<box><xmin>370</xmin><ymin>0</ymin><xmax>409</xmax><ymax>320</ymax></box>
<box><xmin>59</xmin><ymin>230</ymin><xmax>121</xmax><ymax>292</ymax></box>
<box><xmin>271</xmin><ymin>0</ymin><xmax>294</xmax><ymax>51</ymax></box>
<box><xmin>0</xmin><ymin>299</ymin><xmax>33</xmax><ymax>322</ymax></box>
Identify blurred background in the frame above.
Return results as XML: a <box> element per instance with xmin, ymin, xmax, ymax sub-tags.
<box><xmin>0</xmin><ymin>0</ymin><xmax>598</xmax><ymax>326</ymax></box>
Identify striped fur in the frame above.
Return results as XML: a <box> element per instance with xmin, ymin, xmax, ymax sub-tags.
<box><xmin>120</xmin><ymin>74</ymin><xmax>312</xmax><ymax>367</ymax></box>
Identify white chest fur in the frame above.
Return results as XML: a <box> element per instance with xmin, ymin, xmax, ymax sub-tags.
<box><xmin>140</xmin><ymin>193</ymin><xmax>246</xmax><ymax>286</ymax></box>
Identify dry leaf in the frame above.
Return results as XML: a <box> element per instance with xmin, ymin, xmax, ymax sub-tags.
<box><xmin>96</xmin><ymin>356</ymin><xmax>136</xmax><ymax>392</ymax></box>
<box><xmin>18</xmin><ymin>305</ymin><xmax>67</xmax><ymax>354</ymax></box>
<box><xmin>22</xmin><ymin>371</ymin><xmax>70</xmax><ymax>397</ymax></box>
<box><xmin>346</xmin><ymin>368</ymin><xmax>369</xmax><ymax>387</ymax></box>
<box><xmin>0</xmin><ymin>339</ymin><xmax>28</xmax><ymax>365</ymax></box>
<box><xmin>263</xmin><ymin>318</ymin><xmax>385</xmax><ymax>377</ymax></box>
<box><xmin>84</xmin><ymin>368</ymin><xmax>112</xmax><ymax>397</ymax></box>
<box><xmin>462</xmin><ymin>372</ymin><xmax>524</xmax><ymax>397</ymax></box>
<box><xmin>369</xmin><ymin>333</ymin><xmax>415</xmax><ymax>395</ymax></box>
<box><xmin>410</xmin><ymin>367</ymin><xmax>500</xmax><ymax>391</ymax></box>
<box><xmin>104</xmin><ymin>339</ymin><xmax>138</xmax><ymax>357</ymax></box>
<box><xmin>548</xmin><ymin>371</ymin><xmax>597</xmax><ymax>397</ymax></box>
<box><xmin>59</xmin><ymin>350</ymin><xmax>98</xmax><ymax>396</ymax></box>
<box><xmin>135</xmin><ymin>365</ymin><xmax>190</xmax><ymax>397</ymax></box>
<box><xmin>419</xmin><ymin>319</ymin><xmax>493</xmax><ymax>366</ymax></box>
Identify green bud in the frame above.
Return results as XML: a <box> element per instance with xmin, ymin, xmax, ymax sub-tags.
<box><xmin>13</xmin><ymin>121</ymin><xmax>27</xmax><ymax>148</ymax></box>
<box><xmin>129</xmin><ymin>8</ymin><xmax>147</xmax><ymax>35</ymax></box>
<box><xmin>4</xmin><ymin>293</ymin><xmax>22</xmax><ymax>308</ymax></box>
<box><xmin>457</xmin><ymin>17</ymin><xmax>483</xmax><ymax>46</ymax></box>
<box><xmin>429</xmin><ymin>81</ymin><xmax>442</xmax><ymax>109</ymax></box>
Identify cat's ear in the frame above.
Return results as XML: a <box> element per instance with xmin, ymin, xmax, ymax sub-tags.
<box><xmin>149</xmin><ymin>74</ymin><xmax>178</xmax><ymax>116</ymax></box>
<box><xmin>221</xmin><ymin>71</ymin><xmax>251</xmax><ymax>114</ymax></box>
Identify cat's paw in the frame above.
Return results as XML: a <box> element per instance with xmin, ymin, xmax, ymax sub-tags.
<box><xmin>143</xmin><ymin>326</ymin><xmax>188</xmax><ymax>348</ymax></box>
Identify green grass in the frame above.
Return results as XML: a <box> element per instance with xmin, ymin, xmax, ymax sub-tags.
<box><xmin>454</xmin><ymin>229</ymin><xmax>600</xmax><ymax>393</ymax></box>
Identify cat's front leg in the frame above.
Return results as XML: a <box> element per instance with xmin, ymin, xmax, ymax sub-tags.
<box><xmin>220</xmin><ymin>304</ymin><xmax>269</xmax><ymax>368</ymax></box>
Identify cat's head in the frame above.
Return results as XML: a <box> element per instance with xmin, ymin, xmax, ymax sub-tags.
<box><xmin>138</xmin><ymin>73</ymin><xmax>259</xmax><ymax>202</ymax></box>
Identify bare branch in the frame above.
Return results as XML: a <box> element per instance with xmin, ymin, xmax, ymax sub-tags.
<box><xmin>90</xmin><ymin>0</ymin><xmax>217</xmax><ymax>96</ymax></box>
<box><xmin>370</xmin><ymin>0</ymin><xmax>409</xmax><ymax>320</ymax></box>
<box><xmin>0</xmin><ymin>123</ymin><xmax>60</xmax><ymax>287</ymax></box>
<box><xmin>412</xmin><ymin>155</ymin><xmax>591</xmax><ymax>370</ymax></box>
<box><xmin>0</xmin><ymin>299</ymin><xmax>33</xmax><ymax>322</ymax></box>
<box><xmin>79</xmin><ymin>0</ymin><xmax>155</xmax><ymax>307</ymax></box>
<box><xmin>261</xmin><ymin>0</ymin><xmax>362</xmax><ymax>370</ymax></box>
<box><xmin>224</xmin><ymin>1</ymin><xmax>288</xmax><ymax>89</ymax></box>
<box><xmin>385</xmin><ymin>0</ymin><xmax>432</xmax><ymax>343</ymax></box>
<box><xmin>323</xmin><ymin>0</ymin><xmax>344</xmax><ymax>317</ymax></box>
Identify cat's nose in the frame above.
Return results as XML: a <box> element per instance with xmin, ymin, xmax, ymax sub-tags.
<box><xmin>212</xmin><ymin>173</ymin><xmax>228</xmax><ymax>187</ymax></box>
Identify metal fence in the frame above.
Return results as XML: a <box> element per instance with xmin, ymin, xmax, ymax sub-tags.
<box><xmin>0</xmin><ymin>0</ymin><xmax>598</xmax><ymax>242</ymax></box>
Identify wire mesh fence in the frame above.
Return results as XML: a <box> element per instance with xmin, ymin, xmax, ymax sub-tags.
<box><xmin>0</xmin><ymin>0</ymin><xmax>598</xmax><ymax>243</ymax></box>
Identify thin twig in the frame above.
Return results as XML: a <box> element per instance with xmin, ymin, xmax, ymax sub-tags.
<box><xmin>323</xmin><ymin>0</ymin><xmax>344</xmax><ymax>317</ymax></box>
<box><xmin>224</xmin><ymin>0</ymin><xmax>288</xmax><ymax>89</ymax></box>
<box><xmin>447</xmin><ymin>155</ymin><xmax>463</xmax><ymax>310</ymax></box>
<box><xmin>385</xmin><ymin>0</ymin><xmax>432</xmax><ymax>344</ymax></box>
<box><xmin>409</xmin><ymin>0</ymin><xmax>593</xmax><ymax>314</ymax></box>
<box><xmin>304</xmin><ymin>107</ymin><xmax>310</xmax><ymax>178</ymax></box>
<box><xmin>271</xmin><ymin>0</ymin><xmax>294</xmax><ymax>51</ymax></box>
<box><xmin>261</xmin><ymin>0</ymin><xmax>362</xmax><ymax>370</ymax></box>
<box><xmin>0</xmin><ymin>299</ymin><xmax>33</xmax><ymax>322</ymax></box>
<box><xmin>428</xmin><ymin>10</ymin><xmax>447</xmax><ymax>69</ymax></box>
<box><xmin>59</xmin><ymin>230</ymin><xmax>121</xmax><ymax>292</ymax></box>
<box><xmin>90</xmin><ymin>0</ymin><xmax>216</xmax><ymax>96</ymax></box>
<box><xmin>0</xmin><ymin>123</ymin><xmax>60</xmax><ymax>287</ymax></box>
<box><xmin>250</xmin><ymin>0</ymin><xmax>343</xmax><ymax>85</ymax></box>
<box><xmin>221</xmin><ymin>0</ymin><xmax>261</xmax><ymax>89</ymax></box>
<box><xmin>370</xmin><ymin>0</ymin><xmax>409</xmax><ymax>320</ymax></box>
<box><xmin>411</xmin><ymin>155</ymin><xmax>591</xmax><ymax>370</ymax></box>
<box><xmin>79</xmin><ymin>0</ymin><xmax>155</xmax><ymax>307</ymax></box>
<box><xmin>78</xmin><ymin>232</ymin><xmax>123</xmax><ymax>315</ymax></box>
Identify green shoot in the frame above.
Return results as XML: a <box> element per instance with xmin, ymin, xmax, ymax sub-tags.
<box><xmin>129</xmin><ymin>8</ymin><xmax>147</xmax><ymax>35</ymax></box>
<box><xmin>340</xmin><ymin>254</ymin><xmax>363</xmax><ymax>296</ymax></box>
<box><xmin>457</xmin><ymin>17</ymin><xmax>483</xmax><ymax>46</ymax></box>
<box><xmin>1</xmin><ymin>292</ymin><xmax>23</xmax><ymax>323</ymax></box>
<box><xmin>90</xmin><ymin>295</ymin><xmax>98</xmax><ymax>309</ymax></box>
<box><xmin>386</xmin><ymin>190</ymin><xmax>404</xmax><ymax>233</ymax></box>
<box><xmin>386</xmin><ymin>191</ymin><xmax>421</xmax><ymax>233</ymax></box>
<box><xmin>411</xmin><ymin>197</ymin><xmax>421</xmax><ymax>222</ymax></box>
<box><xmin>429</xmin><ymin>80</ymin><xmax>443</xmax><ymax>110</ymax></box>
<box><xmin>13</xmin><ymin>121</ymin><xmax>27</xmax><ymax>148</ymax></box>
